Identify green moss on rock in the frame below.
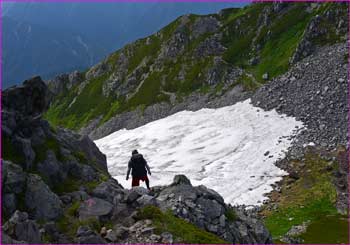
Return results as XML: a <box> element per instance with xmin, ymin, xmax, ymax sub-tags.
<box><xmin>137</xmin><ymin>206</ymin><xmax>228</xmax><ymax>244</ymax></box>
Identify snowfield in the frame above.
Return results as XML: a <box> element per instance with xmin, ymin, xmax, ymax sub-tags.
<box><xmin>95</xmin><ymin>99</ymin><xmax>304</xmax><ymax>207</ymax></box>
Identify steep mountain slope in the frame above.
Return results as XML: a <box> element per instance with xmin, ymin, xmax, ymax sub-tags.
<box><xmin>1</xmin><ymin>78</ymin><xmax>272</xmax><ymax>243</ymax></box>
<box><xmin>45</xmin><ymin>2</ymin><xmax>347</xmax><ymax>140</ymax></box>
<box><xmin>3</xmin><ymin>17</ymin><xmax>106</xmax><ymax>88</ymax></box>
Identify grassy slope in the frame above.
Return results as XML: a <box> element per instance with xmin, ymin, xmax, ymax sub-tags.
<box><xmin>45</xmin><ymin>2</ymin><xmax>346</xmax><ymax>131</ymax></box>
<box><xmin>41</xmin><ymin>4</ymin><xmax>306</xmax><ymax>129</ymax></box>
<box><xmin>136</xmin><ymin>205</ymin><xmax>229</xmax><ymax>244</ymax></box>
<box><xmin>261</xmin><ymin>149</ymin><xmax>349</xmax><ymax>243</ymax></box>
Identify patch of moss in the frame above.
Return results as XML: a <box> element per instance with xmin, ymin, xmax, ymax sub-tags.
<box><xmin>73</xmin><ymin>151</ymin><xmax>88</xmax><ymax>163</ymax></box>
<box><xmin>225</xmin><ymin>208</ymin><xmax>237</xmax><ymax>222</ymax></box>
<box><xmin>52</xmin><ymin>177</ymin><xmax>81</xmax><ymax>195</ymax></box>
<box><xmin>85</xmin><ymin>180</ymin><xmax>100</xmax><ymax>193</ymax></box>
<box><xmin>32</xmin><ymin>137</ymin><xmax>65</xmax><ymax>165</ymax></box>
<box><xmin>137</xmin><ymin>206</ymin><xmax>228</xmax><ymax>244</ymax></box>
<box><xmin>2</xmin><ymin>135</ymin><xmax>25</xmax><ymax>164</ymax></box>
<box><xmin>262</xmin><ymin>152</ymin><xmax>342</xmax><ymax>242</ymax></box>
<box><xmin>299</xmin><ymin>213</ymin><xmax>348</xmax><ymax>244</ymax></box>
<box><xmin>237</xmin><ymin>73</ymin><xmax>261</xmax><ymax>91</ymax></box>
<box><xmin>67</xmin><ymin>201</ymin><xmax>80</xmax><ymax>217</ymax></box>
<box><xmin>127</xmin><ymin>35</ymin><xmax>161</xmax><ymax>74</ymax></box>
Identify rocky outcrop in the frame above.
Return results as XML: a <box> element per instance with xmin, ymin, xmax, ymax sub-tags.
<box><xmin>2</xmin><ymin>76</ymin><xmax>52</xmax><ymax>118</ymax></box>
<box><xmin>290</xmin><ymin>3</ymin><xmax>347</xmax><ymax>64</ymax></box>
<box><xmin>47</xmin><ymin>71</ymin><xmax>85</xmax><ymax>95</ymax></box>
<box><xmin>25</xmin><ymin>174</ymin><xmax>63</xmax><ymax>221</ymax></box>
<box><xmin>154</xmin><ymin>175</ymin><xmax>272</xmax><ymax>244</ymax></box>
<box><xmin>2</xmin><ymin>77</ymin><xmax>110</xmax><ymax>238</ymax></box>
<box><xmin>3</xmin><ymin>211</ymin><xmax>42</xmax><ymax>243</ymax></box>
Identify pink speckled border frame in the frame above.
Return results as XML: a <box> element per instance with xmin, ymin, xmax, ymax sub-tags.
<box><xmin>0</xmin><ymin>0</ymin><xmax>349</xmax><ymax>245</ymax></box>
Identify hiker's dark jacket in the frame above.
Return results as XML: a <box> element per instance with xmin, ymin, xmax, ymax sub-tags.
<box><xmin>127</xmin><ymin>153</ymin><xmax>151</xmax><ymax>178</ymax></box>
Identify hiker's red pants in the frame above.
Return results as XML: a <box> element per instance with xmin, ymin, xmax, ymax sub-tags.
<box><xmin>132</xmin><ymin>175</ymin><xmax>149</xmax><ymax>187</ymax></box>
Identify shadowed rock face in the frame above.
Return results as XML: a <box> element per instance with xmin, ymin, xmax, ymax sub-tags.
<box><xmin>2</xmin><ymin>77</ymin><xmax>109</xmax><ymax>222</ymax></box>
<box><xmin>2</xmin><ymin>76</ymin><xmax>52</xmax><ymax>117</ymax></box>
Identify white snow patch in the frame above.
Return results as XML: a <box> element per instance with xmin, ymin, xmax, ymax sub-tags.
<box><xmin>95</xmin><ymin>99</ymin><xmax>304</xmax><ymax>206</ymax></box>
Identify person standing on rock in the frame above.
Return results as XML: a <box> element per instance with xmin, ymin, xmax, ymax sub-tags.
<box><xmin>126</xmin><ymin>150</ymin><xmax>152</xmax><ymax>190</ymax></box>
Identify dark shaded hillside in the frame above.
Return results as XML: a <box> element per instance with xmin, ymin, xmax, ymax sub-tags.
<box><xmin>45</xmin><ymin>2</ymin><xmax>347</xmax><ymax>140</ymax></box>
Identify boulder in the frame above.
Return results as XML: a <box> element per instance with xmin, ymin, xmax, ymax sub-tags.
<box><xmin>3</xmin><ymin>193</ymin><xmax>17</xmax><ymax>216</ymax></box>
<box><xmin>92</xmin><ymin>179</ymin><xmax>124</xmax><ymax>203</ymax></box>
<box><xmin>3</xmin><ymin>210</ymin><xmax>42</xmax><ymax>243</ymax></box>
<box><xmin>76</xmin><ymin>226</ymin><xmax>106</xmax><ymax>244</ymax></box>
<box><xmin>153</xmin><ymin>175</ymin><xmax>272</xmax><ymax>244</ymax></box>
<box><xmin>172</xmin><ymin>174</ymin><xmax>192</xmax><ymax>186</ymax></box>
<box><xmin>25</xmin><ymin>174</ymin><xmax>63</xmax><ymax>221</ymax></box>
<box><xmin>126</xmin><ymin>187</ymin><xmax>149</xmax><ymax>204</ymax></box>
<box><xmin>2</xmin><ymin>231</ymin><xmax>25</xmax><ymax>244</ymax></box>
<box><xmin>78</xmin><ymin>197</ymin><xmax>114</xmax><ymax>221</ymax></box>
<box><xmin>136</xmin><ymin>195</ymin><xmax>157</xmax><ymax>207</ymax></box>
<box><xmin>37</xmin><ymin>150</ymin><xmax>65</xmax><ymax>186</ymax></box>
<box><xmin>3</xmin><ymin>161</ymin><xmax>26</xmax><ymax>194</ymax></box>
<box><xmin>2</xmin><ymin>76</ymin><xmax>51</xmax><ymax>117</ymax></box>
<box><xmin>105</xmin><ymin>229</ymin><xmax>117</xmax><ymax>242</ymax></box>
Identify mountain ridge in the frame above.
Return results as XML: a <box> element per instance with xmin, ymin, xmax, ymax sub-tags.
<box><xmin>45</xmin><ymin>2</ymin><xmax>347</xmax><ymax>140</ymax></box>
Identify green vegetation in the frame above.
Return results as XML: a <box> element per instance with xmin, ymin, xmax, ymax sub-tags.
<box><xmin>32</xmin><ymin>137</ymin><xmax>65</xmax><ymax>164</ymax></box>
<box><xmin>223</xmin><ymin>3</ymin><xmax>312</xmax><ymax>80</ymax></box>
<box><xmin>45</xmin><ymin>3</ymin><xmax>346</xmax><ymax>132</ymax></box>
<box><xmin>300</xmin><ymin>214</ymin><xmax>348</xmax><ymax>244</ymax></box>
<box><xmin>52</xmin><ymin>177</ymin><xmax>81</xmax><ymax>194</ymax></box>
<box><xmin>225</xmin><ymin>208</ymin><xmax>237</xmax><ymax>222</ymax></box>
<box><xmin>72</xmin><ymin>151</ymin><xmax>88</xmax><ymax>163</ymax></box>
<box><xmin>57</xmin><ymin>201</ymin><xmax>113</xmax><ymax>239</ymax></box>
<box><xmin>67</xmin><ymin>201</ymin><xmax>80</xmax><ymax>217</ymax></box>
<box><xmin>237</xmin><ymin>73</ymin><xmax>261</xmax><ymax>91</ymax></box>
<box><xmin>2</xmin><ymin>135</ymin><xmax>25</xmax><ymax>164</ymax></box>
<box><xmin>262</xmin><ymin>152</ymin><xmax>348</xmax><ymax>243</ymax></box>
<box><xmin>136</xmin><ymin>206</ymin><xmax>228</xmax><ymax>244</ymax></box>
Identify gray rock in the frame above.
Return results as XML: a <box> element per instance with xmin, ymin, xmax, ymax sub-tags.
<box><xmin>3</xmin><ymin>161</ymin><xmax>26</xmax><ymax>194</ymax></box>
<box><xmin>37</xmin><ymin>150</ymin><xmax>65</xmax><ymax>187</ymax></box>
<box><xmin>3</xmin><ymin>210</ymin><xmax>42</xmax><ymax>243</ymax></box>
<box><xmin>197</xmin><ymin>198</ymin><xmax>223</xmax><ymax>219</ymax></box>
<box><xmin>25</xmin><ymin>174</ymin><xmax>63</xmax><ymax>221</ymax></box>
<box><xmin>161</xmin><ymin>232</ymin><xmax>174</xmax><ymax>243</ymax></box>
<box><xmin>126</xmin><ymin>190</ymin><xmax>142</xmax><ymax>204</ymax></box>
<box><xmin>115</xmin><ymin>226</ymin><xmax>129</xmax><ymax>240</ymax></box>
<box><xmin>2</xmin><ymin>76</ymin><xmax>51</xmax><ymax>117</ymax></box>
<box><xmin>172</xmin><ymin>175</ymin><xmax>192</xmax><ymax>186</ymax></box>
<box><xmin>3</xmin><ymin>193</ymin><xmax>17</xmax><ymax>216</ymax></box>
<box><xmin>2</xmin><ymin>231</ymin><xmax>25</xmax><ymax>244</ymax></box>
<box><xmin>136</xmin><ymin>195</ymin><xmax>156</xmax><ymax>207</ymax></box>
<box><xmin>92</xmin><ymin>179</ymin><xmax>123</xmax><ymax>203</ymax></box>
<box><xmin>105</xmin><ymin>229</ymin><xmax>117</xmax><ymax>242</ymax></box>
<box><xmin>78</xmin><ymin>197</ymin><xmax>113</xmax><ymax>221</ymax></box>
<box><xmin>76</xmin><ymin>226</ymin><xmax>106</xmax><ymax>244</ymax></box>
<box><xmin>262</xmin><ymin>73</ymin><xmax>269</xmax><ymax>80</ymax></box>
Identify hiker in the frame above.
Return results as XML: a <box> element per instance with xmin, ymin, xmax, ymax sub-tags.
<box><xmin>126</xmin><ymin>150</ymin><xmax>151</xmax><ymax>190</ymax></box>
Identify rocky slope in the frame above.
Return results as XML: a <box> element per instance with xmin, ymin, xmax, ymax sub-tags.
<box><xmin>44</xmin><ymin>2</ymin><xmax>347</xmax><ymax>140</ymax></box>
<box><xmin>1</xmin><ymin>79</ymin><xmax>272</xmax><ymax>243</ymax></box>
